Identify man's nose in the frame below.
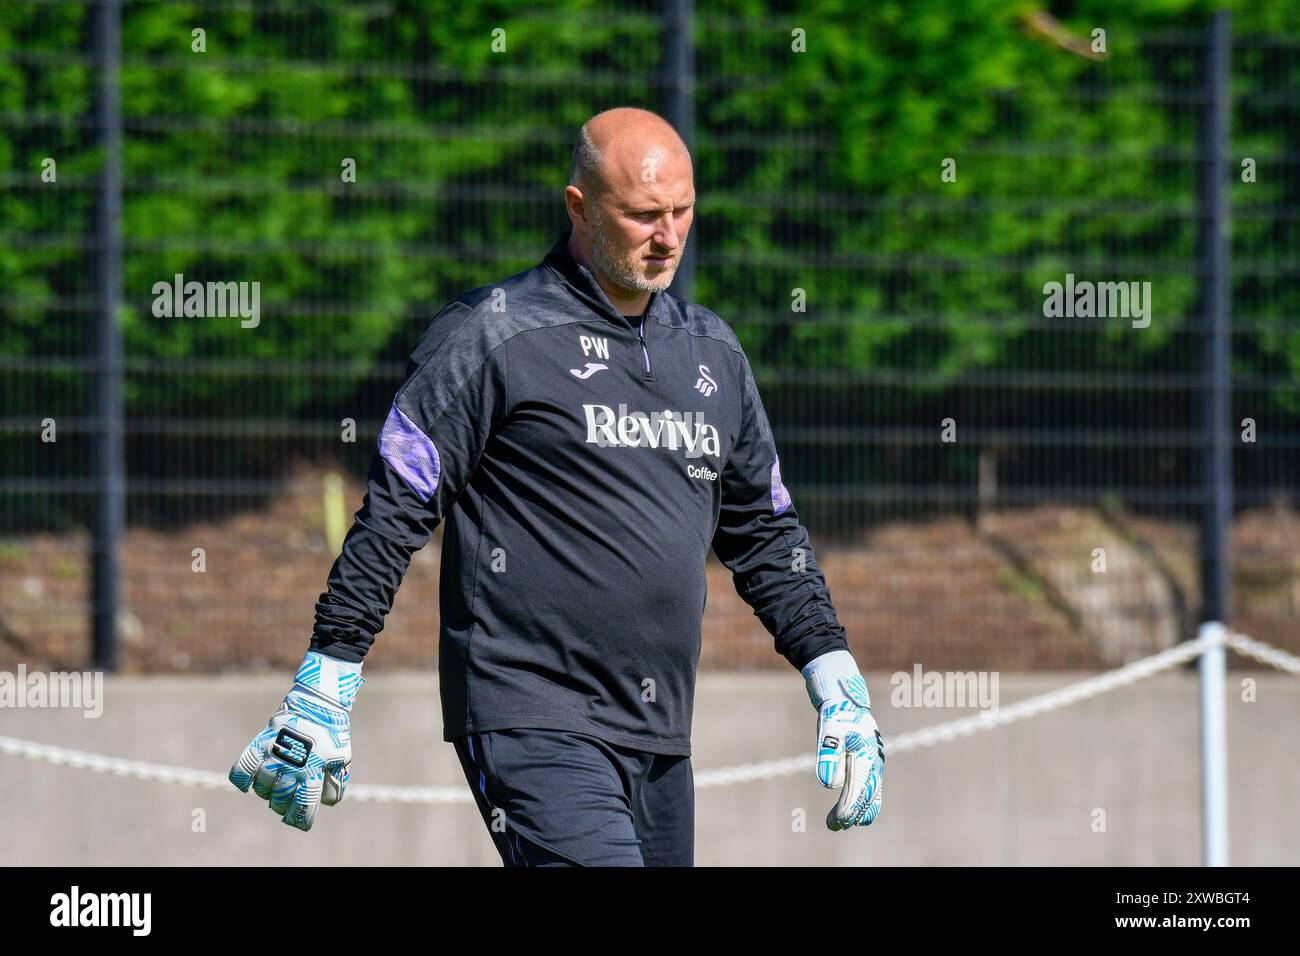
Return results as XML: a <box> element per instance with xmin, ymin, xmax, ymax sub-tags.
<box><xmin>654</xmin><ymin>216</ymin><xmax>680</xmax><ymax>251</ymax></box>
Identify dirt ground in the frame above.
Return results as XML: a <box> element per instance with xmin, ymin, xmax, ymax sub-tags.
<box><xmin>2</xmin><ymin>462</ymin><xmax>1296</xmax><ymax>674</ymax></box>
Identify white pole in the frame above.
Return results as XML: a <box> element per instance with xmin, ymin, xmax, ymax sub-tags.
<box><xmin>1198</xmin><ymin>621</ymin><xmax>1228</xmax><ymax>866</ymax></box>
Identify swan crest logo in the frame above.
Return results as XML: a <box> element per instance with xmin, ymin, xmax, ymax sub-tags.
<box><xmin>694</xmin><ymin>365</ymin><xmax>718</xmax><ymax>396</ymax></box>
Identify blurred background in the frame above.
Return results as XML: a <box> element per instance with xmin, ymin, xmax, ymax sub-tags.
<box><xmin>1</xmin><ymin>0</ymin><xmax>1298</xmax><ymax>866</ymax></box>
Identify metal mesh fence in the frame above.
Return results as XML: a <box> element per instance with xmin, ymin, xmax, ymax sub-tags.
<box><xmin>1</xmin><ymin>1</ymin><xmax>1297</xmax><ymax>674</ymax></box>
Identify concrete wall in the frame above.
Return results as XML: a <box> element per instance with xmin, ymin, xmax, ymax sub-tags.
<box><xmin>1</xmin><ymin>671</ymin><xmax>1296</xmax><ymax>866</ymax></box>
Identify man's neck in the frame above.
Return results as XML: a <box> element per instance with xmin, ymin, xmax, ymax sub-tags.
<box><xmin>568</xmin><ymin>235</ymin><xmax>651</xmax><ymax>316</ymax></box>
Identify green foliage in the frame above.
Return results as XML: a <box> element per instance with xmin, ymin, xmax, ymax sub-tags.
<box><xmin>1</xmin><ymin>0</ymin><xmax>1297</xmax><ymax>424</ymax></box>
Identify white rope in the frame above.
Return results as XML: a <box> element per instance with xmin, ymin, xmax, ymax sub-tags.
<box><xmin>0</xmin><ymin>735</ymin><xmax>473</xmax><ymax>803</ymax></box>
<box><xmin>0</xmin><ymin>628</ymin><xmax>1293</xmax><ymax>799</ymax></box>
<box><xmin>1223</xmin><ymin>630</ymin><xmax>1300</xmax><ymax>677</ymax></box>
<box><xmin>695</xmin><ymin>625</ymin><xmax>1225</xmax><ymax>786</ymax></box>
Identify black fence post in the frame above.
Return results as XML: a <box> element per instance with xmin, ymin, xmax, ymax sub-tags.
<box><xmin>661</xmin><ymin>0</ymin><xmax>695</xmax><ymax>303</ymax></box>
<box><xmin>1197</xmin><ymin>9</ymin><xmax>1233</xmax><ymax>631</ymax></box>
<box><xmin>92</xmin><ymin>0</ymin><xmax>124</xmax><ymax>671</ymax></box>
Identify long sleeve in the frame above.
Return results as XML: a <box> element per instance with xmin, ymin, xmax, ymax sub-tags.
<box><xmin>311</xmin><ymin>302</ymin><xmax>509</xmax><ymax>662</ymax></box>
<box><xmin>710</xmin><ymin>347</ymin><xmax>850</xmax><ymax>670</ymax></box>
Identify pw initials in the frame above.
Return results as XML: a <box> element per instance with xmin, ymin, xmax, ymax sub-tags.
<box><xmin>579</xmin><ymin>335</ymin><xmax>610</xmax><ymax>360</ymax></box>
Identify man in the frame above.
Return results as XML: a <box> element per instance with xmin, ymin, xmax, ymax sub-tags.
<box><xmin>229</xmin><ymin>107</ymin><xmax>884</xmax><ymax>866</ymax></box>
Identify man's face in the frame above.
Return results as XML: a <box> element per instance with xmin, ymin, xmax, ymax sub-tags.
<box><xmin>580</xmin><ymin>150</ymin><xmax>694</xmax><ymax>298</ymax></box>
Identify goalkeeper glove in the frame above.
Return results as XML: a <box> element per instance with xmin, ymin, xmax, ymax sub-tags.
<box><xmin>802</xmin><ymin>649</ymin><xmax>885</xmax><ymax>830</ymax></box>
<box><xmin>229</xmin><ymin>649</ymin><xmax>364</xmax><ymax>831</ymax></box>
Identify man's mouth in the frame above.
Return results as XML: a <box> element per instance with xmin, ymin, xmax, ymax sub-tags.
<box><xmin>645</xmin><ymin>254</ymin><xmax>673</xmax><ymax>264</ymax></box>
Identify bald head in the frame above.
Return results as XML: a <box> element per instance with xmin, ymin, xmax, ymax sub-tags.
<box><xmin>565</xmin><ymin>108</ymin><xmax>696</xmax><ymax>313</ymax></box>
<box><xmin>569</xmin><ymin>107</ymin><xmax>692</xmax><ymax>200</ymax></box>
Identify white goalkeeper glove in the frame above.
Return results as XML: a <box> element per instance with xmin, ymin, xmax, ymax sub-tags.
<box><xmin>802</xmin><ymin>650</ymin><xmax>885</xmax><ymax>830</ymax></box>
<box><xmin>229</xmin><ymin>649</ymin><xmax>364</xmax><ymax>832</ymax></box>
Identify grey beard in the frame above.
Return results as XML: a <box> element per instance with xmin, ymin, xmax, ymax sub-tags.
<box><xmin>589</xmin><ymin>209</ymin><xmax>684</xmax><ymax>295</ymax></box>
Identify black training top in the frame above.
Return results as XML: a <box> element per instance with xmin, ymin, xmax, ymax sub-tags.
<box><xmin>310</xmin><ymin>228</ymin><xmax>850</xmax><ymax>755</ymax></box>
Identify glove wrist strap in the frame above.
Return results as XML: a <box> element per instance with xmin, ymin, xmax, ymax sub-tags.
<box><xmin>291</xmin><ymin>650</ymin><xmax>365</xmax><ymax>712</ymax></box>
<box><xmin>802</xmin><ymin>649</ymin><xmax>869</xmax><ymax>709</ymax></box>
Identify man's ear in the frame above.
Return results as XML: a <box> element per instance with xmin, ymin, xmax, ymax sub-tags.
<box><xmin>564</xmin><ymin>185</ymin><xmax>588</xmax><ymax>227</ymax></box>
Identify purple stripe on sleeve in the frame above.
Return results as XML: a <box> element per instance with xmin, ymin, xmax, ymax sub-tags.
<box><xmin>771</xmin><ymin>456</ymin><xmax>791</xmax><ymax>516</ymax></box>
<box><xmin>379</xmin><ymin>403</ymin><xmax>441</xmax><ymax>502</ymax></box>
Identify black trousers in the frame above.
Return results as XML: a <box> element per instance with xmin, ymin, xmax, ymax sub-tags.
<box><xmin>452</xmin><ymin>728</ymin><xmax>695</xmax><ymax>867</ymax></box>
